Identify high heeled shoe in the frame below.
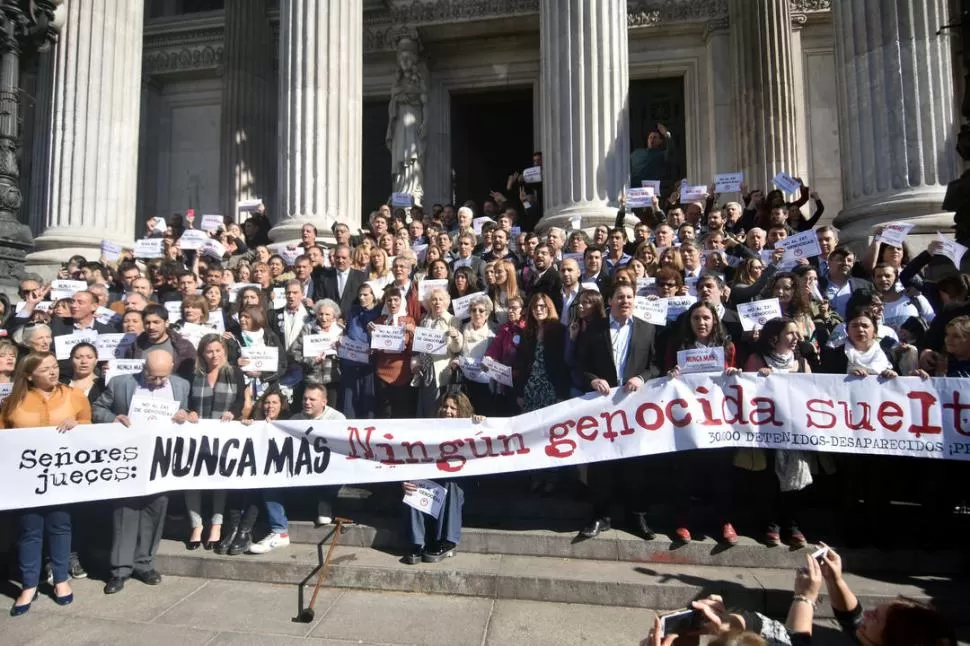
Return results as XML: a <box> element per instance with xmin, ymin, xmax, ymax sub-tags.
<box><xmin>9</xmin><ymin>591</ymin><xmax>38</xmax><ymax>617</ymax></box>
<box><xmin>186</xmin><ymin>539</ymin><xmax>202</xmax><ymax>551</ymax></box>
<box><xmin>53</xmin><ymin>591</ymin><xmax>74</xmax><ymax>606</ymax></box>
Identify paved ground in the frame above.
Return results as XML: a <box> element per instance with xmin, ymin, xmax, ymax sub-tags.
<box><xmin>0</xmin><ymin>576</ymin><xmax>864</xmax><ymax>646</ymax></box>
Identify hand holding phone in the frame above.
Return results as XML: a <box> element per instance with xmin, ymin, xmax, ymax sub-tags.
<box><xmin>659</xmin><ymin>609</ymin><xmax>696</xmax><ymax>637</ymax></box>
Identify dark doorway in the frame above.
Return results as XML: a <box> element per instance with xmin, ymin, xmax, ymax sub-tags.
<box><xmin>362</xmin><ymin>99</ymin><xmax>392</xmax><ymax>222</ymax></box>
<box><xmin>629</xmin><ymin>77</ymin><xmax>687</xmax><ymax>191</ymax></box>
<box><xmin>450</xmin><ymin>88</ymin><xmax>534</xmax><ymax>209</ymax></box>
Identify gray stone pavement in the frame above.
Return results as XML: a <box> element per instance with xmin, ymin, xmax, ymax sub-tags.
<box><xmin>0</xmin><ymin>576</ymin><xmax>868</xmax><ymax>646</ymax></box>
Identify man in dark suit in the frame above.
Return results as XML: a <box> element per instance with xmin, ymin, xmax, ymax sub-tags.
<box><xmin>577</xmin><ymin>283</ymin><xmax>662</xmax><ymax>540</ymax></box>
<box><xmin>450</xmin><ymin>233</ymin><xmax>486</xmax><ymax>284</ymax></box>
<box><xmin>92</xmin><ymin>350</ymin><xmax>193</xmax><ymax>595</ymax></box>
<box><xmin>527</xmin><ymin>243</ymin><xmax>563</xmax><ymax>313</ymax></box>
<box><xmin>315</xmin><ymin>244</ymin><xmax>366</xmax><ymax>320</ymax></box>
<box><xmin>581</xmin><ymin>246</ymin><xmax>613</xmax><ymax>299</ymax></box>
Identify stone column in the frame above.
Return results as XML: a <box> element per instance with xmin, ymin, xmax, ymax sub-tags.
<box><xmin>220</xmin><ymin>0</ymin><xmax>275</xmax><ymax>220</ymax></box>
<box><xmin>705</xmin><ymin>18</ymin><xmax>735</xmax><ymax>181</ymax></box>
<box><xmin>27</xmin><ymin>0</ymin><xmax>144</xmax><ymax>267</ymax></box>
<box><xmin>273</xmin><ymin>0</ymin><xmax>362</xmax><ymax>244</ymax></box>
<box><xmin>831</xmin><ymin>0</ymin><xmax>959</xmax><ymax>248</ymax></box>
<box><xmin>728</xmin><ymin>0</ymin><xmax>800</xmax><ymax>192</ymax></box>
<box><xmin>538</xmin><ymin>0</ymin><xmax>631</xmax><ymax>231</ymax></box>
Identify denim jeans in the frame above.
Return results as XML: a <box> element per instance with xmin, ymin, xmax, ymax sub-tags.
<box><xmin>19</xmin><ymin>508</ymin><xmax>71</xmax><ymax>588</ymax></box>
<box><xmin>406</xmin><ymin>481</ymin><xmax>464</xmax><ymax>547</ymax></box>
<box><xmin>263</xmin><ymin>490</ymin><xmax>288</xmax><ymax>533</ymax></box>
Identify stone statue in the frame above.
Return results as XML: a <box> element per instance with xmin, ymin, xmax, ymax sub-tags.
<box><xmin>386</xmin><ymin>36</ymin><xmax>428</xmax><ymax>205</ymax></box>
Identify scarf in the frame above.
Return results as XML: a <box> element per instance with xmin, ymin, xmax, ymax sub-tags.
<box><xmin>844</xmin><ymin>340</ymin><xmax>891</xmax><ymax>374</ymax></box>
<box><xmin>764</xmin><ymin>351</ymin><xmax>795</xmax><ymax>373</ymax></box>
<box><xmin>242</xmin><ymin>327</ymin><xmax>266</xmax><ymax>348</ymax></box>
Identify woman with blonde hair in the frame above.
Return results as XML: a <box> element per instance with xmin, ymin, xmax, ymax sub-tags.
<box><xmin>635</xmin><ymin>241</ymin><xmax>660</xmax><ymax>276</ymax></box>
<box><xmin>369</xmin><ymin>247</ymin><xmax>393</xmax><ymax>290</ymax></box>
<box><xmin>658</xmin><ymin>246</ymin><xmax>685</xmax><ymax>274</ymax></box>
<box><xmin>351</xmin><ymin>245</ymin><xmax>370</xmax><ymax>271</ymax></box>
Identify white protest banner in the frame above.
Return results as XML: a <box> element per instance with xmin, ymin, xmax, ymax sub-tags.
<box><xmin>200</xmin><ymin>239</ymin><xmax>226</xmax><ymax>260</ymax></box>
<box><xmin>128</xmin><ymin>396</ymin><xmax>180</xmax><ymax>426</ymax></box>
<box><xmin>676</xmin><ymin>346</ymin><xmax>726</xmax><ymax>374</ymax></box>
<box><xmin>634</xmin><ymin>297</ymin><xmax>668</xmax><ymax>326</ymax></box>
<box><xmin>680</xmin><ymin>184</ymin><xmax>708</xmax><ymax>203</ymax></box>
<box><xmin>522</xmin><ymin>166</ymin><xmax>542</xmax><ymax>184</ymax></box>
<box><xmin>200</xmin><ymin>214</ymin><xmax>225</xmax><ymax>232</ymax></box>
<box><xmin>96</xmin><ymin>333</ymin><xmax>137</xmax><ymax>361</ymax></box>
<box><xmin>178</xmin><ymin>229</ymin><xmax>209</xmax><ymax>251</ymax></box>
<box><xmin>104</xmin><ymin>359</ymin><xmax>144</xmax><ymax>384</ymax></box>
<box><xmin>54</xmin><ymin>331</ymin><xmax>99</xmax><ymax>360</ymax></box>
<box><xmin>481</xmin><ymin>356</ymin><xmax>514</xmax><ymax>387</ymax></box>
<box><xmin>934</xmin><ymin>233</ymin><xmax>968</xmax><ymax>268</ymax></box>
<box><xmin>370</xmin><ymin>324</ymin><xmax>406</xmax><ymax>352</ymax></box>
<box><xmin>772</xmin><ymin>171</ymin><xmax>801</xmax><ymax>194</ymax></box>
<box><xmin>164</xmin><ymin>301</ymin><xmax>183</xmax><ymax>320</ymax></box>
<box><xmin>418</xmin><ymin>279</ymin><xmax>449</xmax><ymax>303</ymax></box>
<box><xmin>775</xmin><ymin>229</ymin><xmax>822</xmax><ymax>264</ymax></box>
<box><xmin>473</xmin><ymin>217</ymin><xmax>494</xmax><ymax>236</ymax></box>
<box><xmin>237</xmin><ymin>198</ymin><xmax>263</xmax><ymax>212</ymax></box>
<box><xmin>178</xmin><ymin>322</ymin><xmax>211</xmax><ymax>349</ymax></box>
<box><xmin>391</xmin><ymin>192</ymin><xmax>414</xmax><ymax>208</ymax></box>
<box><xmin>412</xmin><ymin>327</ymin><xmax>448</xmax><ymax>354</ymax></box>
<box><xmin>452</xmin><ymin>291</ymin><xmax>486</xmax><ymax>320</ymax></box>
<box><xmin>101</xmin><ymin>240</ymin><xmax>122</xmax><ymax>262</ymax></box>
<box><xmin>627</xmin><ymin>187</ymin><xmax>655</xmax><ymax>208</ymax></box>
<box><xmin>3</xmin><ymin>373</ymin><xmax>970</xmax><ymax>510</ymax></box>
<box><xmin>714</xmin><ymin>172</ymin><xmax>743</xmax><ymax>193</ymax></box>
<box><xmin>641</xmin><ymin>180</ymin><xmax>662</xmax><ymax>194</ymax></box>
<box><xmin>241</xmin><ymin>346</ymin><xmax>279</xmax><ymax>372</ymax></box>
<box><xmin>737</xmin><ymin>298</ymin><xmax>783</xmax><ymax>332</ymax></box>
<box><xmin>50</xmin><ymin>279</ymin><xmax>87</xmax><ymax>301</ymax></box>
<box><xmin>303</xmin><ymin>334</ymin><xmax>337</xmax><ymax>358</ymax></box>
<box><xmin>208</xmin><ymin>311</ymin><xmax>226</xmax><ymax>333</ymax></box>
<box><xmin>0</xmin><ymin>382</ymin><xmax>11</xmax><ymax>405</ymax></box>
<box><xmin>279</xmin><ymin>246</ymin><xmax>302</xmax><ymax>266</ymax></box>
<box><xmin>875</xmin><ymin>222</ymin><xmax>914</xmax><ymax>248</ymax></box>
<box><xmin>403</xmin><ymin>480</ymin><xmax>447</xmax><ymax>519</ymax></box>
<box><xmin>134</xmin><ymin>238</ymin><xmax>164</xmax><ymax>259</ymax></box>
<box><xmin>271</xmin><ymin>287</ymin><xmax>286</xmax><ymax>310</ymax></box>
<box><xmin>337</xmin><ymin>337</ymin><xmax>370</xmax><ymax>364</ymax></box>
<box><xmin>665</xmin><ymin>296</ymin><xmax>695</xmax><ymax>321</ymax></box>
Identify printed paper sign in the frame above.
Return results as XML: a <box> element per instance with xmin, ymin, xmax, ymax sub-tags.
<box><xmin>473</xmin><ymin>217</ymin><xmax>494</xmax><ymax>236</ymax></box>
<box><xmin>53</xmin><ymin>331</ymin><xmax>99</xmax><ymax>360</ymax></box>
<box><xmin>634</xmin><ymin>297</ymin><xmax>668</xmax><ymax>326</ymax></box>
<box><xmin>178</xmin><ymin>322</ymin><xmax>212</xmax><ymax>349</ymax></box>
<box><xmin>636</xmin><ymin>277</ymin><xmax>655</xmax><ymax>295</ymax></box>
<box><xmin>237</xmin><ymin>198</ymin><xmax>263</xmax><ymax>212</ymax></box>
<box><xmin>134</xmin><ymin>238</ymin><xmax>164</xmax><ymax>259</ymax></box>
<box><xmin>95</xmin><ymin>333</ymin><xmax>137</xmax><ymax>361</ymax></box>
<box><xmin>272</xmin><ymin>287</ymin><xmax>286</xmax><ymax>310</ymax></box>
<box><xmin>481</xmin><ymin>356</ymin><xmax>513</xmax><ymax>388</ymax></box>
<box><xmin>128</xmin><ymin>395</ymin><xmax>180</xmax><ymax>426</ymax></box>
<box><xmin>104</xmin><ymin>359</ymin><xmax>144</xmax><ymax>384</ymax></box>
<box><xmin>451</xmin><ymin>291</ymin><xmax>486</xmax><ymax>320</ymax></box>
<box><xmin>714</xmin><ymin>172</ymin><xmax>743</xmax><ymax>193</ymax></box>
<box><xmin>200</xmin><ymin>239</ymin><xmax>226</xmax><ymax>260</ymax></box>
<box><xmin>50</xmin><ymin>280</ymin><xmax>88</xmax><ymax>301</ymax></box>
<box><xmin>680</xmin><ymin>185</ymin><xmax>708</xmax><ymax>203</ymax></box>
<box><xmin>934</xmin><ymin>233</ymin><xmax>968</xmax><ymax>268</ymax></box>
<box><xmin>178</xmin><ymin>229</ymin><xmax>209</xmax><ymax>251</ymax></box>
<box><xmin>391</xmin><ymin>192</ymin><xmax>414</xmax><ymax>208</ymax></box>
<box><xmin>279</xmin><ymin>247</ymin><xmax>301</xmax><ymax>266</ymax></box>
<box><xmin>370</xmin><ymin>324</ymin><xmax>406</xmax><ymax>352</ymax></box>
<box><xmin>0</xmin><ymin>383</ymin><xmax>11</xmax><ymax>405</ymax></box>
<box><xmin>418</xmin><ymin>279</ymin><xmax>449</xmax><ymax>303</ymax></box>
<box><xmin>676</xmin><ymin>346</ymin><xmax>726</xmax><ymax>374</ymax></box>
<box><xmin>164</xmin><ymin>301</ymin><xmax>183</xmax><ymax>320</ymax></box>
<box><xmin>208</xmin><ymin>311</ymin><xmax>226</xmax><ymax>333</ymax></box>
<box><xmin>150</xmin><ymin>217</ymin><xmax>167</xmax><ymax>233</ymax></box>
<box><xmin>776</xmin><ymin>229</ymin><xmax>822</xmax><ymax>264</ymax></box>
<box><xmin>772</xmin><ymin>171</ymin><xmax>801</xmax><ymax>194</ymax></box>
<box><xmin>412</xmin><ymin>327</ymin><xmax>448</xmax><ymax>354</ymax></box>
<box><xmin>665</xmin><ymin>296</ymin><xmax>695</xmax><ymax>321</ymax></box>
<box><xmin>200</xmin><ymin>214</ymin><xmax>225</xmax><ymax>232</ymax></box>
<box><xmin>580</xmin><ymin>281</ymin><xmax>600</xmax><ymax>292</ymax></box>
<box><xmin>337</xmin><ymin>337</ymin><xmax>370</xmax><ymax>364</ymax></box>
<box><xmin>240</xmin><ymin>346</ymin><xmax>279</xmax><ymax>372</ymax></box>
<box><xmin>459</xmin><ymin>357</ymin><xmax>490</xmax><ymax>383</ymax></box>
<box><xmin>303</xmin><ymin>334</ymin><xmax>336</xmax><ymax>358</ymax></box>
<box><xmin>641</xmin><ymin>180</ymin><xmax>661</xmax><ymax>194</ymax></box>
<box><xmin>627</xmin><ymin>187</ymin><xmax>655</xmax><ymax>208</ymax></box>
<box><xmin>737</xmin><ymin>298</ymin><xmax>783</xmax><ymax>332</ymax></box>
<box><xmin>101</xmin><ymin>240</ymin><xmax>122</xmax><ymax>262</ymax></box>
<box><xmin>402</xmin><ymin>479</ymin><xmax>447</xmax><ymax>519</ymax></box>
<box><xmin>875</xmin><ymin>222</ymin><xmax>914</xmax><ymax>248</ymax></box>
<box><xmin>95</xmin><ymin>306</ymin><xmax>122</xmax><ymax>328</ymax></box>
<box><xmin>522</xmin><ymin>166</ymin><xmax>542</xmax><ymax>184</ymax></box>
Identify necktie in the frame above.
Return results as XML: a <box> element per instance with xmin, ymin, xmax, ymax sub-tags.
<box><xmin>337</xmin><ymin>272</ymin><xmax>345</xmax><ymax>298</ymax></box>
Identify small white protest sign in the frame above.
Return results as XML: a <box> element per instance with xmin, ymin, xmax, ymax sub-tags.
<box><xmin>676</xmin><ymin>346</ymin><xmax>726</xmax><ymax>374</ymax></box>
<box><xmin>714</xmin><ymin>172</ymin><xmax>743</xmax><ymax>193</ymax></box>
<box><xmin>412</xmin><ymin>327</ymin><xmax>448</xmax><ymax>354</ymax></box>
<box><xmin>522</xmin><ymin>166</ymin><xmax>542</xmax><ymax>184</ymax></box>
<box><xmin>370</xmin><ymin>324</ymin><xmax>406</xmax><ymax>352</ymax></box>
<box><xmin>737</xmin><ymin>298</ymin><xmax>783</xmax><ymax>332</ymax></box>
<box><xmin>402</xmin><ymin>479</ymin><xmax>447</xmax><ymax>518</ymax></box>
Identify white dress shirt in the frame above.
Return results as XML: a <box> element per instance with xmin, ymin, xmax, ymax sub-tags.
<box><xmin>608</xmin><ymin>315</ymin><xmax>633</xmax><ymax>384</ymax></box>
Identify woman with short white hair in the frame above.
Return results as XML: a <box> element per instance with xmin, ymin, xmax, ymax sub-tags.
<box><xmin>451</xmin><ymin>294</ymin><xmax>496</xmax><ymax>415</ymax></box>
<box><xmin>298</xmin><ymin>299</ymin><xmax>345</xmax><ymax>406</ymax></box>
<box><xmin>414</xmin><ymin>288</ymin><xmax>461</xmax><ymax>416</ymax></box>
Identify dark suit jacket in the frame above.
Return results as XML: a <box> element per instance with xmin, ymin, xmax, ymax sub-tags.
<box><xmin>313</xmin><ymin>267</ymin><xmax>367</xmax><ymax>319</ymax></box>
<box><xmin>91</xmin><ymin>372</ymin><xmax>191</xmax><ymax>423</ymax></box>
<box><xmin>577</xmin><ymin>317</ymin><xmax>661</xmax><ymax>391</ymax></box>
<box><xmin>528</xmin><ymin>268</ymin><xmax>564</xmax><ymax>313</ymax></box>
<box><xmin>450</xmin><ymin>256</ymin><xmax>486</xmax><ymax>285</ymax></box>
<box><xmin>581</xmin><ymin>271</ymin><xmax>613</xmax><ymax>300</ymax></box>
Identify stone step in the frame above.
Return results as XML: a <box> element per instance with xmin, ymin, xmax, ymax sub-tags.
<box><xmin>153</xmin><ymin>539</ymin><xmax>969</xmax><ymax>623</ymax></box>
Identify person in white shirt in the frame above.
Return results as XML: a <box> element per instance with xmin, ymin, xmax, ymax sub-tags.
<box><xmin>289</xmin><ymin>384</ymin><xmax>346</xmax><ymax>525</ymax></box>
<box><xmin>558</xmin><ymin>258</ymin><xmax>582</xmax><ymax>326</ymax></box>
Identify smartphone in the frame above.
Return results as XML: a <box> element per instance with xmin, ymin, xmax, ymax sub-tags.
<box><xmin>810</xmin><ymin>546</ymin><xmax>829</xmax><ymax>564</ymax></box>
<box><xmin>660</xmin><ymin>609</ymin><xmax>696</xmax><ymax>637</ymax></box>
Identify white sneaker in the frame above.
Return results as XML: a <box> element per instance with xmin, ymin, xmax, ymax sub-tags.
<box><xmin>317</xmin><ymin>502</ymin><xmax>332</xmax><ymax>526</ymax></box>
<box><xmin>248</xmin><ymin>532</ymin><xmax>290</xmax><ymax>554</ymax></box>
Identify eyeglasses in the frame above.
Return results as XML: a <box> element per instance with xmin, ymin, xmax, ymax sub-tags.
<box><xmin>470</xmin><ymin>307</ymin><xmax>487</xmax><ymax>313</ymax></box>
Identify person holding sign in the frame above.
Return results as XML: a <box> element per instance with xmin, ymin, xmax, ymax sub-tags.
<box><xmin>234</xmin><ymin>306</ymin><xmax>286</xmax><ymax>399</ymax></box>
<box><xmin>1</xmin><ymin>352</ymin><xmax>91</xmax><ymax>615</ymax></box>
<box><xmin>371</xmin><ymin>286</ymin><xmax>416</xmax><ymax>418</ymax></box>
<box><xmin>92</xmin><ymin>350</ymin><xmax>193</xmax><ymax>595</ymax></box>
<box><xmin>401</xmin><ymin>392</ymin><xmax>481</xmax><ymax>565</ymax></box>
<box><xmin>298</xmin><ymin>299</ymin><xmax>345</xmax><ymax>407</ymax></box>
<box><xmin>414</xmin><ymin>288</ymin><xmax>461</xmax><ymax>417</ymax></box>
<box><xmin>452</xmin><ymin>294</ymin><xmax>497</xmax><ymax>415</ymax></box>
<box><xmin>123</xmin><ymin>305</ymin><xmax>197</xmax><ymax>381</ymax></box>
<box><xmin>665</xmin><ymin>301</ymin><xmax>741</xmax><ymax>545</ymax></box>
<box><xmin>339</xmin><ymin>283</ymin><xmax>382</xmax><ymax>418</ymax></box>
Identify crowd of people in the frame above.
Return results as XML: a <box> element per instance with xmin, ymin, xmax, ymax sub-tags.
<box><xmin>0</xmin><ymin>160</ymin><xmax>966</xmax><ymax>631</ymax></box>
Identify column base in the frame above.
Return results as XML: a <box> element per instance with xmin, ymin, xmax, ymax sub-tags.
<box><xmin>536</xmin><ymin>203</ymin><xmax>639</xmax><ymax>234</ymax></box>
<box><xmin>268</xmin><ymin>218</ymin><xmax>336</xmax><ymax>250</ymax></box>
<box><xmin>832</xmin><ymin>189</ymin><xmax>954</xmax><ymax>255</ymax></box>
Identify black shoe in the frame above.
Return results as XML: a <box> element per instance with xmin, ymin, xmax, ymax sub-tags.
<box><xmin>132</xmin><ymin>570</ymin><xmax>162</xmax><ymax>586</ymax></box>
<box><xmin>401</xmin><ymin>545</ymin><xmax>424</xmax><ymax>565</ymax></box>
<box><xmin>103</xmin><ymin>577</ymin><xmax>126</xmax><ymax>595</ymax></box>
<box><xmin>228</xmin><ymin>530</ymin><xmax>252</xmax><ymax>556</ymax></box>
<box><xmin>422</xmin><ymin>541</ymin><xmax>457</xmax><ymax>563</ymax></box>
<box><xmin>186</xmin><ymin>540</ymin><xmax>202</xmax><ymax>551</ymax></box>
<box><xmin>214</xmin><ymin>529</ymin><xmax>237</xmax><ymax>555</ymax></box>
<box><xmin>580</xmin><ymin>517</ymin><xmax>611</xmax><ymax>539</ymax></box>
<box><xmin>68</xmin><ymin>552</ymin><xmax>87</xmax><ymax>579</ymax></box>
<box><xmin>631</xmin><ymin>512</ymin><xmax>657</xmax><ymax>540</ymax></box>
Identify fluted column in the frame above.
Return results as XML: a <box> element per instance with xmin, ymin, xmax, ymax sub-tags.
<box><xmin>832</xmin><ymin>0</ymin><xmax>959</xmax><ymax>248</ymax></box>
<box><xmin>728</xmin><ymin>0</ymin><xmax>800</xmax><ymax>192</ymax></box>
<box><xmin>538</xmin><ymin>0</ymin><xmax>631</xmax><ymax>231</ymax></box>
<box><xmin>27</xmin><ymin>1</ymin><xmax>143</xmax><ymax>267</ymax></box>
<box><xmin>220</xmin><ymin>0</ymin><xmax>275</xmax><ymax>220</ymax></box>
<box><xmin>273</xmin><ymin>0</ymin><xmax>362</xmax><ymax>244</ymax></box>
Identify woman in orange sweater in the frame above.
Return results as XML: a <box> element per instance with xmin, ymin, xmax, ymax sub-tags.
<box><xmin>0</xmin><ymin>352</ymin><xmax>92</xmax><ymax>616</ymax></box>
